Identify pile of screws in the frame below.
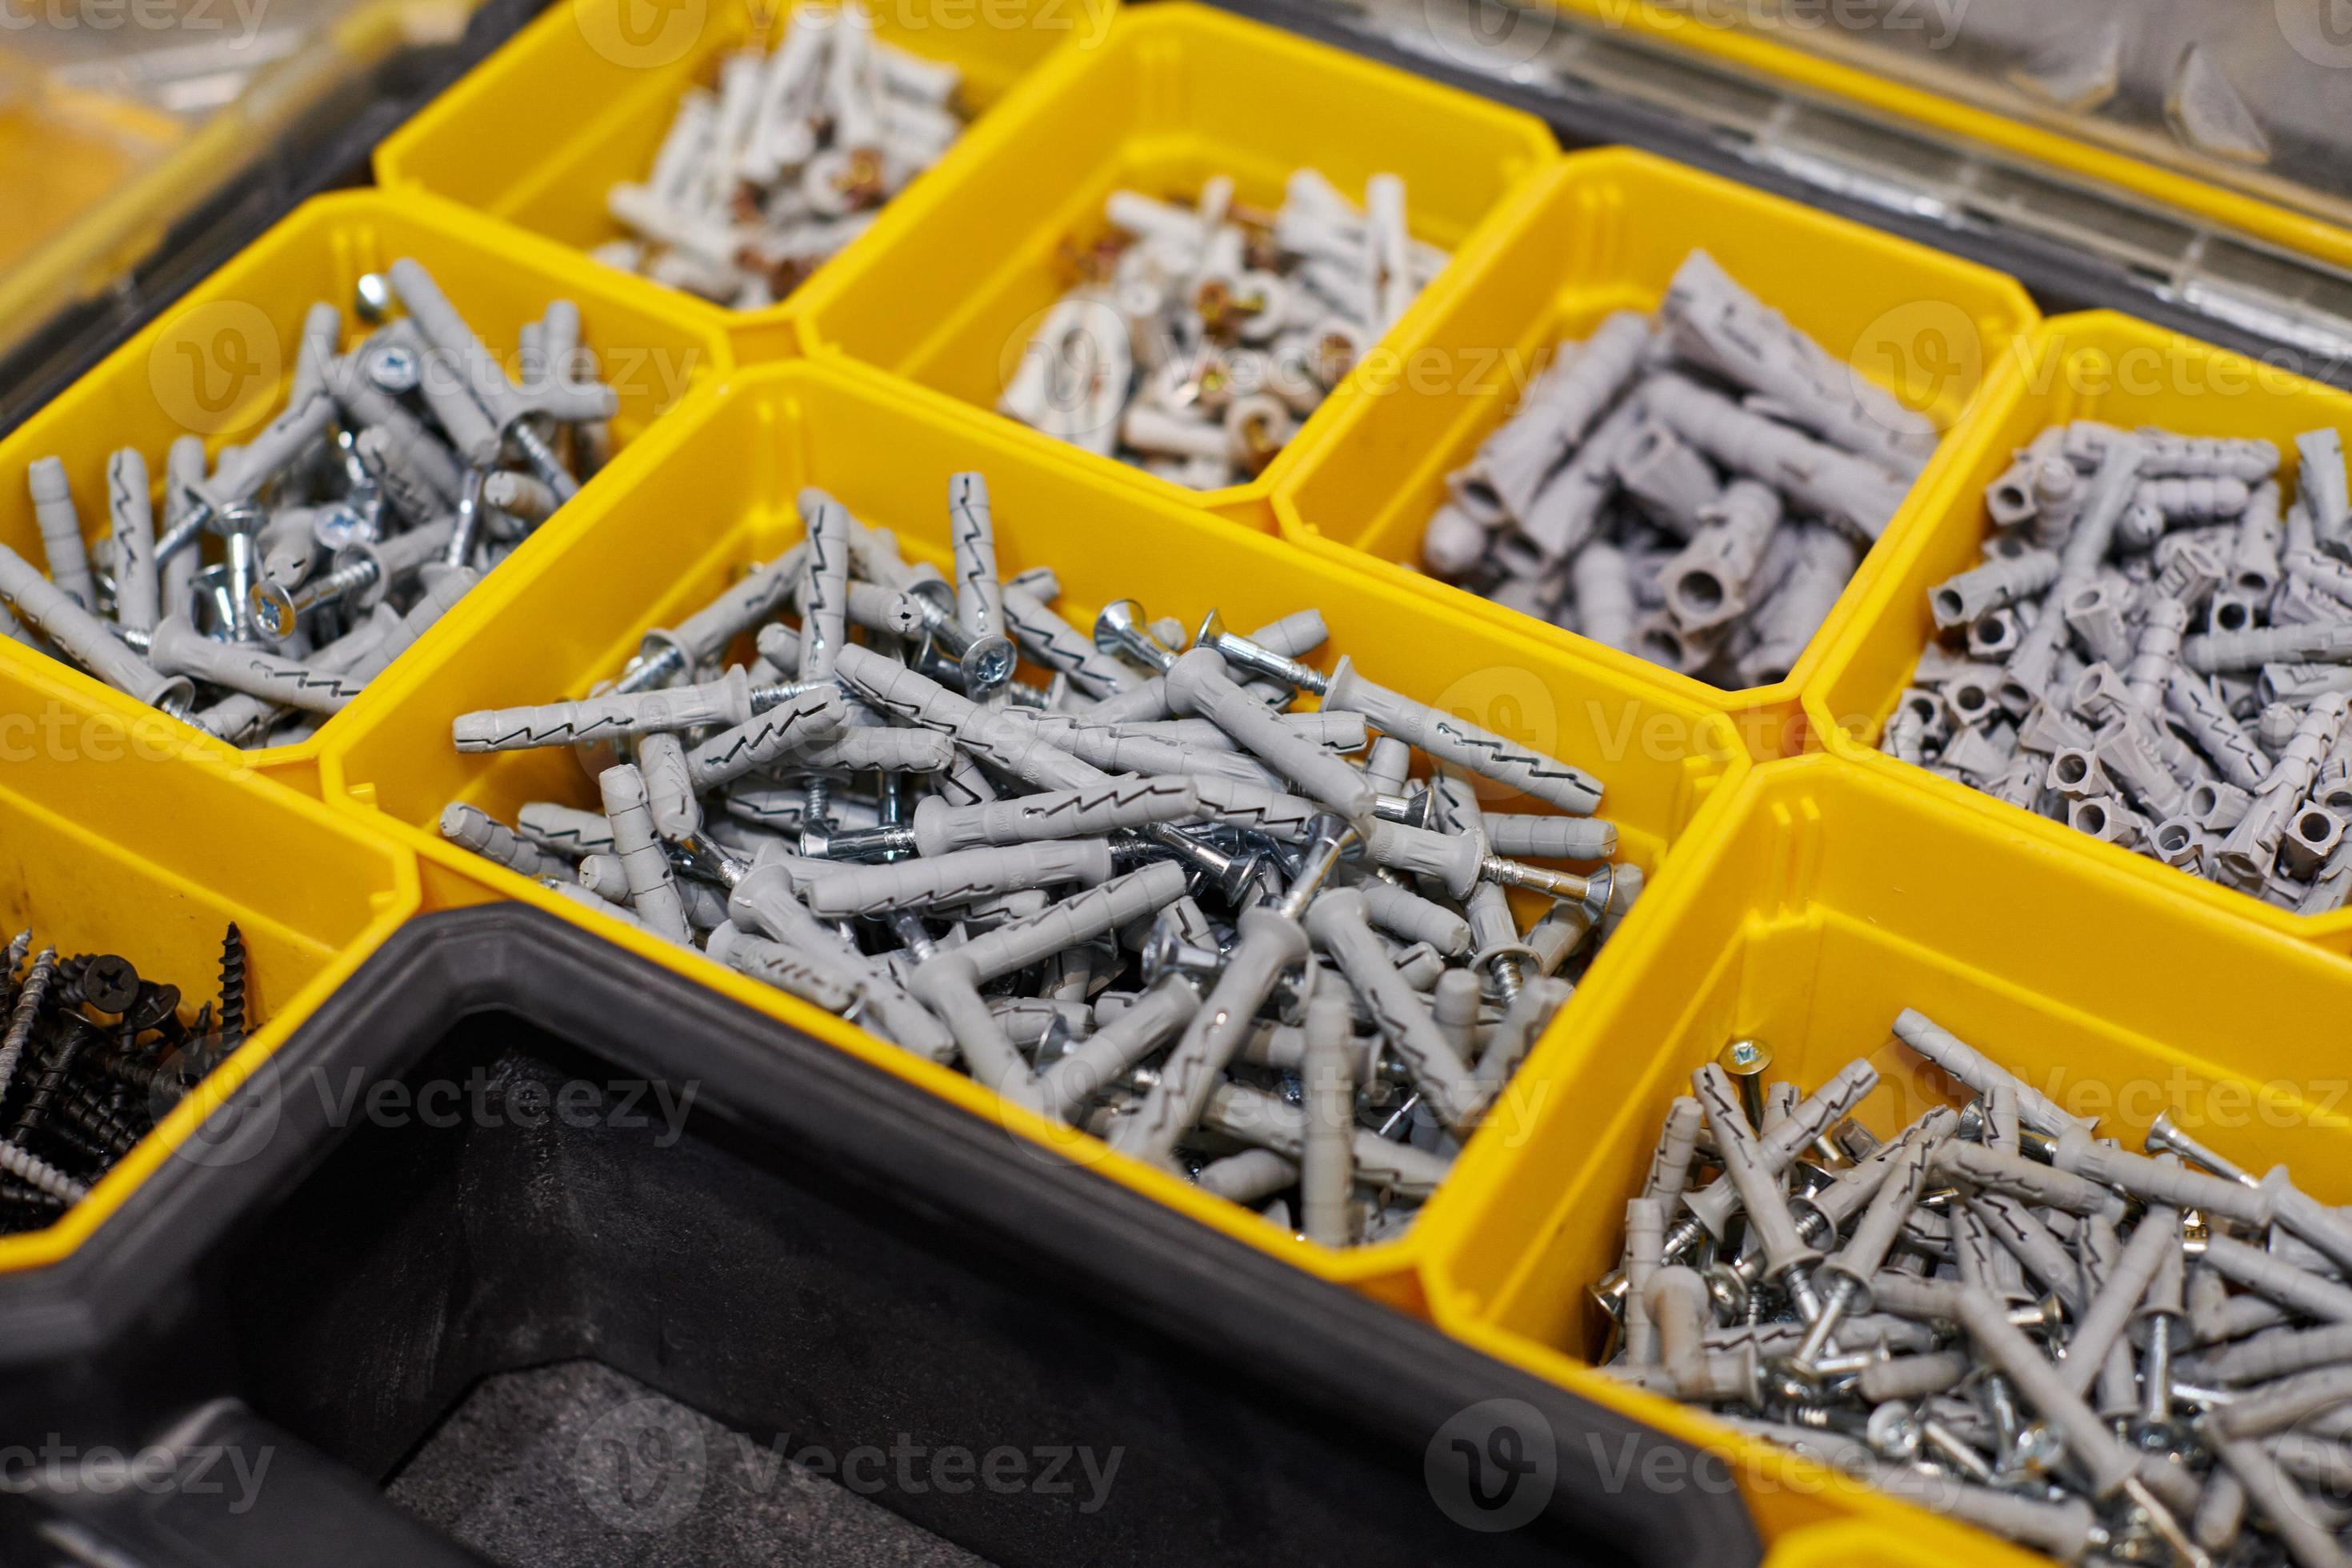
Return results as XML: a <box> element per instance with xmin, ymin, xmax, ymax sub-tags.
<box><xmin>440</xmin><ymin>474</ymin><xmax>1638</xmax><ymax>1243</ymax></box>
<box><xmin>1600</xmin><ymin>1012</ymin><xmax>2352</xmax><ymax>1567</ymax></box>
<box><xmin>0</xmin><ymin>926</ymin><xmax>250</xmax><ymax>1234</ymax></box>
<box><xmin>597</xmin><ymin>0</ymin><xmax>966</xmax><ymax>309</ymax></box>
<box><xmin>1885</xmin><ymin>422</ymin><xmax>2352</xmax><ymax>914</ymax></box>
<box><xmin>1002</xmin><ymin>170</ymin><xmax>1442</xmax><ymax>490</ymax></box>
<box><xmin>2</xmin><ymin>260</ymin><xmax>607</xmax><ymax>746</ymax></box>
<box><xmin>1421</xmin><ymin>251</ymin><xmax>1936</xmax><ymax>689</ymax></box>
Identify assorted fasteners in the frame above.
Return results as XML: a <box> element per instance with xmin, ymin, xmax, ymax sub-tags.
<box><xmin>0</xmin><ymin>926</ymin><xmax>250</xmax><ymax>1234</ymax></box>
<box><xmin>1419</xmin><ymin>250</ymin><xmax>1936</xmax><ymax>690</ymax></box>
<box><xmin>1600</xmin><ymin>1012</ymin><xmax>2352</xmax><ymax>1567</ymax></box>
<box><xmin>2</xmin><ymin>262</ymin><xmax>607</xmax><ymax>746</ymax></box>
<box><xmin>595</xmin><ymin>0</ymin><xmax>966</xmax><ymax>309</ymax></box>
<box><xmin>437</xmin><ymin>473</ymin><xmax>1637</xmax><ymax>1244</ymax></box>
<box><xmin>1884</xmin><ymin>422</ymin><xmax>2352</xmax><ymax>915</ymax></box>
<box><xmin>1002</xmin><ymin>170</ymin><xmax>1442</xmax><ymax>490</ymax></box>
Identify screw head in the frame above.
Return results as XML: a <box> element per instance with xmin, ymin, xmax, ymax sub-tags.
<box><xmin>248</xmin><ymin>581</ymin><xmax>298</xmax><ymax>642</ymax></box>
<box><xmin>354</xmin><ymin>273</ymin><xmax>394</xmax><ymax>325</ymax></box>
<box><xmin>81</xmin><ymin>956</ymin><xmax>141</xmax><ymax>1018</ymax></box>
<box><xmin>958</xmin><ymin>634</ymin><xmax>1018</xmax><ymax>697</ymax></box>
<box><xmin>1719</xmin><ymin>1037</ymin><xmax>1773</xmax><ymax>1077</ymax></box>
<box><xmin>124</xmin><ymin>982</ymin><xmax>182</xmax><ymax>1034</ymax></box>
<box><xmin>311</xmin><ymin>505</ymin><xmax>378</xmax><ymax>554</ymax></box>
<box><xmin>1866</xmin><ymin>1404</ymin><xmax>1919</xmax><ymax>1461</ymax></box>
<box><xmin>362</xmin><ymin>340</ymin><xmax>422</xmax><ymax>394</ymax></box>
<box><xmin>1092</xmin><ymin>598</ymin><xmax>1151</xmax><ymax>658</ymax></box>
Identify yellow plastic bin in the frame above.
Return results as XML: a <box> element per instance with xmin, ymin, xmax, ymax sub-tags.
<box><xmin>1806</xmin><ymin>310</ymin><xmax>2352</xmax><ymax>957</ymax></box>
<box><xmin>1426</xmin><ymin>752</ymin><xmax>2352</xmax><ymax>1558</ymax></box>
<box><xmin>788</xmin><ymin>1</ymin><xmax>1560</xmax><ymax>528</ymax></box>
<box><xmin>372</xmin><ymin>0</ymin><xmax>1092</xmax><ymax>362</ymax></box>
<box><xmin>318</xmin><ymin>355</ymin><xmax>1746</xmax><ymax>1314</ymax></box>
<box><xmin>0</xmin><ymin>188</ymin><xmax>731</xmax><ymax>796</ymax></box>
<box><xmin>1272</xmin><ymin>148</ymin><xmax>2039</xmax><ymax>761</ymax></box>
<box><xmin>0</xmin><ymin>647</ymin><xmax>420</xmax><ymax>1274</ymax></box>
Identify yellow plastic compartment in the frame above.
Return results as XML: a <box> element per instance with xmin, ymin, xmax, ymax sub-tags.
<box><xmin>1272</xmin><ymin>148</ymin><xmax>2039</xmax><ymax>761</ymax></box>
<box><xmin>789</xmin><ymin>2</ymin><xmax>1559</xmax><ymax>526</ymax></box>
<box><xmin>0</xmin><ymin>646</ymin><xmax>419</xmax><ymax>1274</ymax></box>
<box><xmin>1427</xmin><ymin>753</ymin><xmax>2352</xmax><ymax>1562</ymax></box>
<box><xmin>318</xmin><ymin>355</ymin><xmax>1746</xmax><ymax>1313</ymax></box>
<box><xmin>0</xmin><ymin>188</ymin><xmax>730</xmax><ymax>796</ymax></box>
<box><xmin>372</xmin><ymin>0</ymin><xmax>1089</xmax><ymax>362</ymax></box>
<box><xmin>1807</xmin><ymin>310</ymin><xmax>2352</xmax><ymax>957</ymax></box>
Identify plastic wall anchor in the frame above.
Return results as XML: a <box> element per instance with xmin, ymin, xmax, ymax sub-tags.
<box><xmin>704</xmin><ymin>922</ymin><xmax>863</xmax><ymax>1015</ymax></box>
<box><xmin>1322</xmin><ymin>656</ymin><xmax>1602</xmax><ymax>815</ymax></box>
<box><xmin>1691</xmin><ymin>1063</ymin><xmax>1822</xmax><ymax>1287</ymax></box>
<box><xmin>1515</xmin><ymin>395</ymin><xmax>1651</xmax><ymax>565</ymax></box>
<box><xmin>1646</xmin><ymin>374</ymin><xmax>1906</xmax><ymax>540</ymax></box>
<box><xmin>1002</xmin><ymin>584</ymin><xmax>1138</xmax><ymax>699</ymax></box>
<box><xmin>1192</xmin><ymin>1149</ymin><xmax>1299</xmax><ymax>1206</ymax></box>
<box><xmin>1674</xmin><ymin>1058</ymin><xmax>1879</xmax><ymax>1247</ymax></box>
<box><xmin>1614</xmin><ymin>422</ymin><xmax>1721</xmax><ymax>542</ymax></box>
<box><xmin>1198</xmin><ymin>1080</ymin><xmax>1450</xmax><ymax>1202</ymax></box>
<box><xmin>2186</xmin><ymin>619</ymin><xmax>2352</xmax><ymax>673</ymax></box>
<box><xmin>1895</xmin><ymin>1010</ymin><xmax>2094</xmax><ymax>1138</ymax></box>
<box><xmin>1474</xmin><ymin>814</ymin><xmax>1614</xmax><ymax>864</ymax></box>
<box><xmin>1660</xmin><ymin>250</ymin><xmax>1937</xmax><ymax>478</ymax></box>
<box><xmin>622</xmin><ymin>545</ymin><xmax>808</xmax><ymax>695</ymax></box>
<box><xmin>1934</xmin><ymin>548</ymin><xmax>2063</xmax><ymax>630</ymax></box>
<box><xmin>1038</xmin><ymin>974</ymin><xmax>1198</xmax><ymax>1125</ymax></box>
<box><xmin>1570</xmin><ymin>538</ymin><xmax>1638</xmax><ymax>652</ymax></box>
<box><xmin>1657</xmin><ymin>478</ymin><xmax>1783</xmax><ymax>635</ymax></box>
<box><xmin>1343</xmin><ymin>879</ymin><xmax>1466</xmax><ymax>958</ymax></box>
<box><xmin>946</xmin><ymin>472</ymin><xmax>1016</xmax><ymax>698</ymax></box>
<box><xmin>904</xmin><ymin>777</ymin><xmax>1202</xmax><ymax>857</ymax></box>
<box><xmin>837</xmin><ymin>642</ymin><xmax>1099</xmax><ymax>793</ymax></box>
<box><xmin>1738</xmin><ymin>525</ymin><xmax>1859</xmax><ymax>687</ymax></box>
<box><xmin>146</xmin><ymin>619</ymin><xmax>365</xmax><ymax>716</ymax></box>
<box><xmin>1298</xmin><ymin>993</ymin><xmax>1356</xmax><ymax>1248</ymax></box>
<box><xmin>2165</xmin><ymin>670</ymin><xmax>2271</xmax><ymax>791</ymax></box>
<box><xmin>792</xmin><ymin>726</ymin><xmax>958</xmax><ymax>774</ymax></box>
<box><xmin>1112</xmin><ymin>906</ymin><xmax>1310</xmax><ymax>1166</ymax></box>
<box><xmin>0</xmin><ymin>543</ymin><xmax>194</xmax><ymax>714</ymax></box>
<box><xmin>345</xmin><ymin>568</ymin><xmax>478</xmax><ymax>686</ymax></box>
<box><xmin>2094</xmin><ymin>718</ymin><xmax>2189</xmax><ymax>821</ymax></box>
<box><xmin>638</xmin><ymin>733</ymin><xmax>701</xmax><ymax>841</ymax></box>
<box><xmin>2280</xmin><ymin>806</ymin><xmax>2346</xmax><ymax>880</ymax></box>
<box><xmin>1165</xmin><ymin>650</ymin><xmax>1373</xmax><ymax>826</ymax></box>
<box><xmin>804</xmin><ymin>838</ymin><xmax>1114</xmax><ymax>918</ymax></box>
<box><xmin>1476</xmin><ymin>312</ymin><xmax>1654</xmax><ymax>520</ymax></box>
<box><xmin>2298</xmin><ymin>429</ymin><xmax>2352</xmax><ymax>553</ymax></box>
<box><xmin>441</xmin><ymin>802</ymin><xmax>571</xmax><ymax>881</ymax></box>
<box><xmin>516</xmin><ymin>803</ymin><xmax>615</xmax><ymax>858</ymax></box>
<box><xmin>455</xmin><ymin>669</ymin><xmax>810</xmax><ymax>751</ymax></box>
<box><xmin>1470</xmin><ymin>976</ymin><xmax>1567</xmax><ymax>1095</ymax></box>
<box><xmin>675</xmin><ymin>687</ymin><xmax>853</xmax><ymax>792</ymax></box>
<box><xmin>1998</xmin><ymin>437</ymin><xmax>2149</xmax><ymax>710</ymax></box>
<box><xmin>105</xmin><ymin>450</ymin><xmax>159</xmax><ymax>634</ymax></box>
<box><xmin>599</xmin><ymin>764</ymin><xmax>690</xmax><ymax>943</ymax></box>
